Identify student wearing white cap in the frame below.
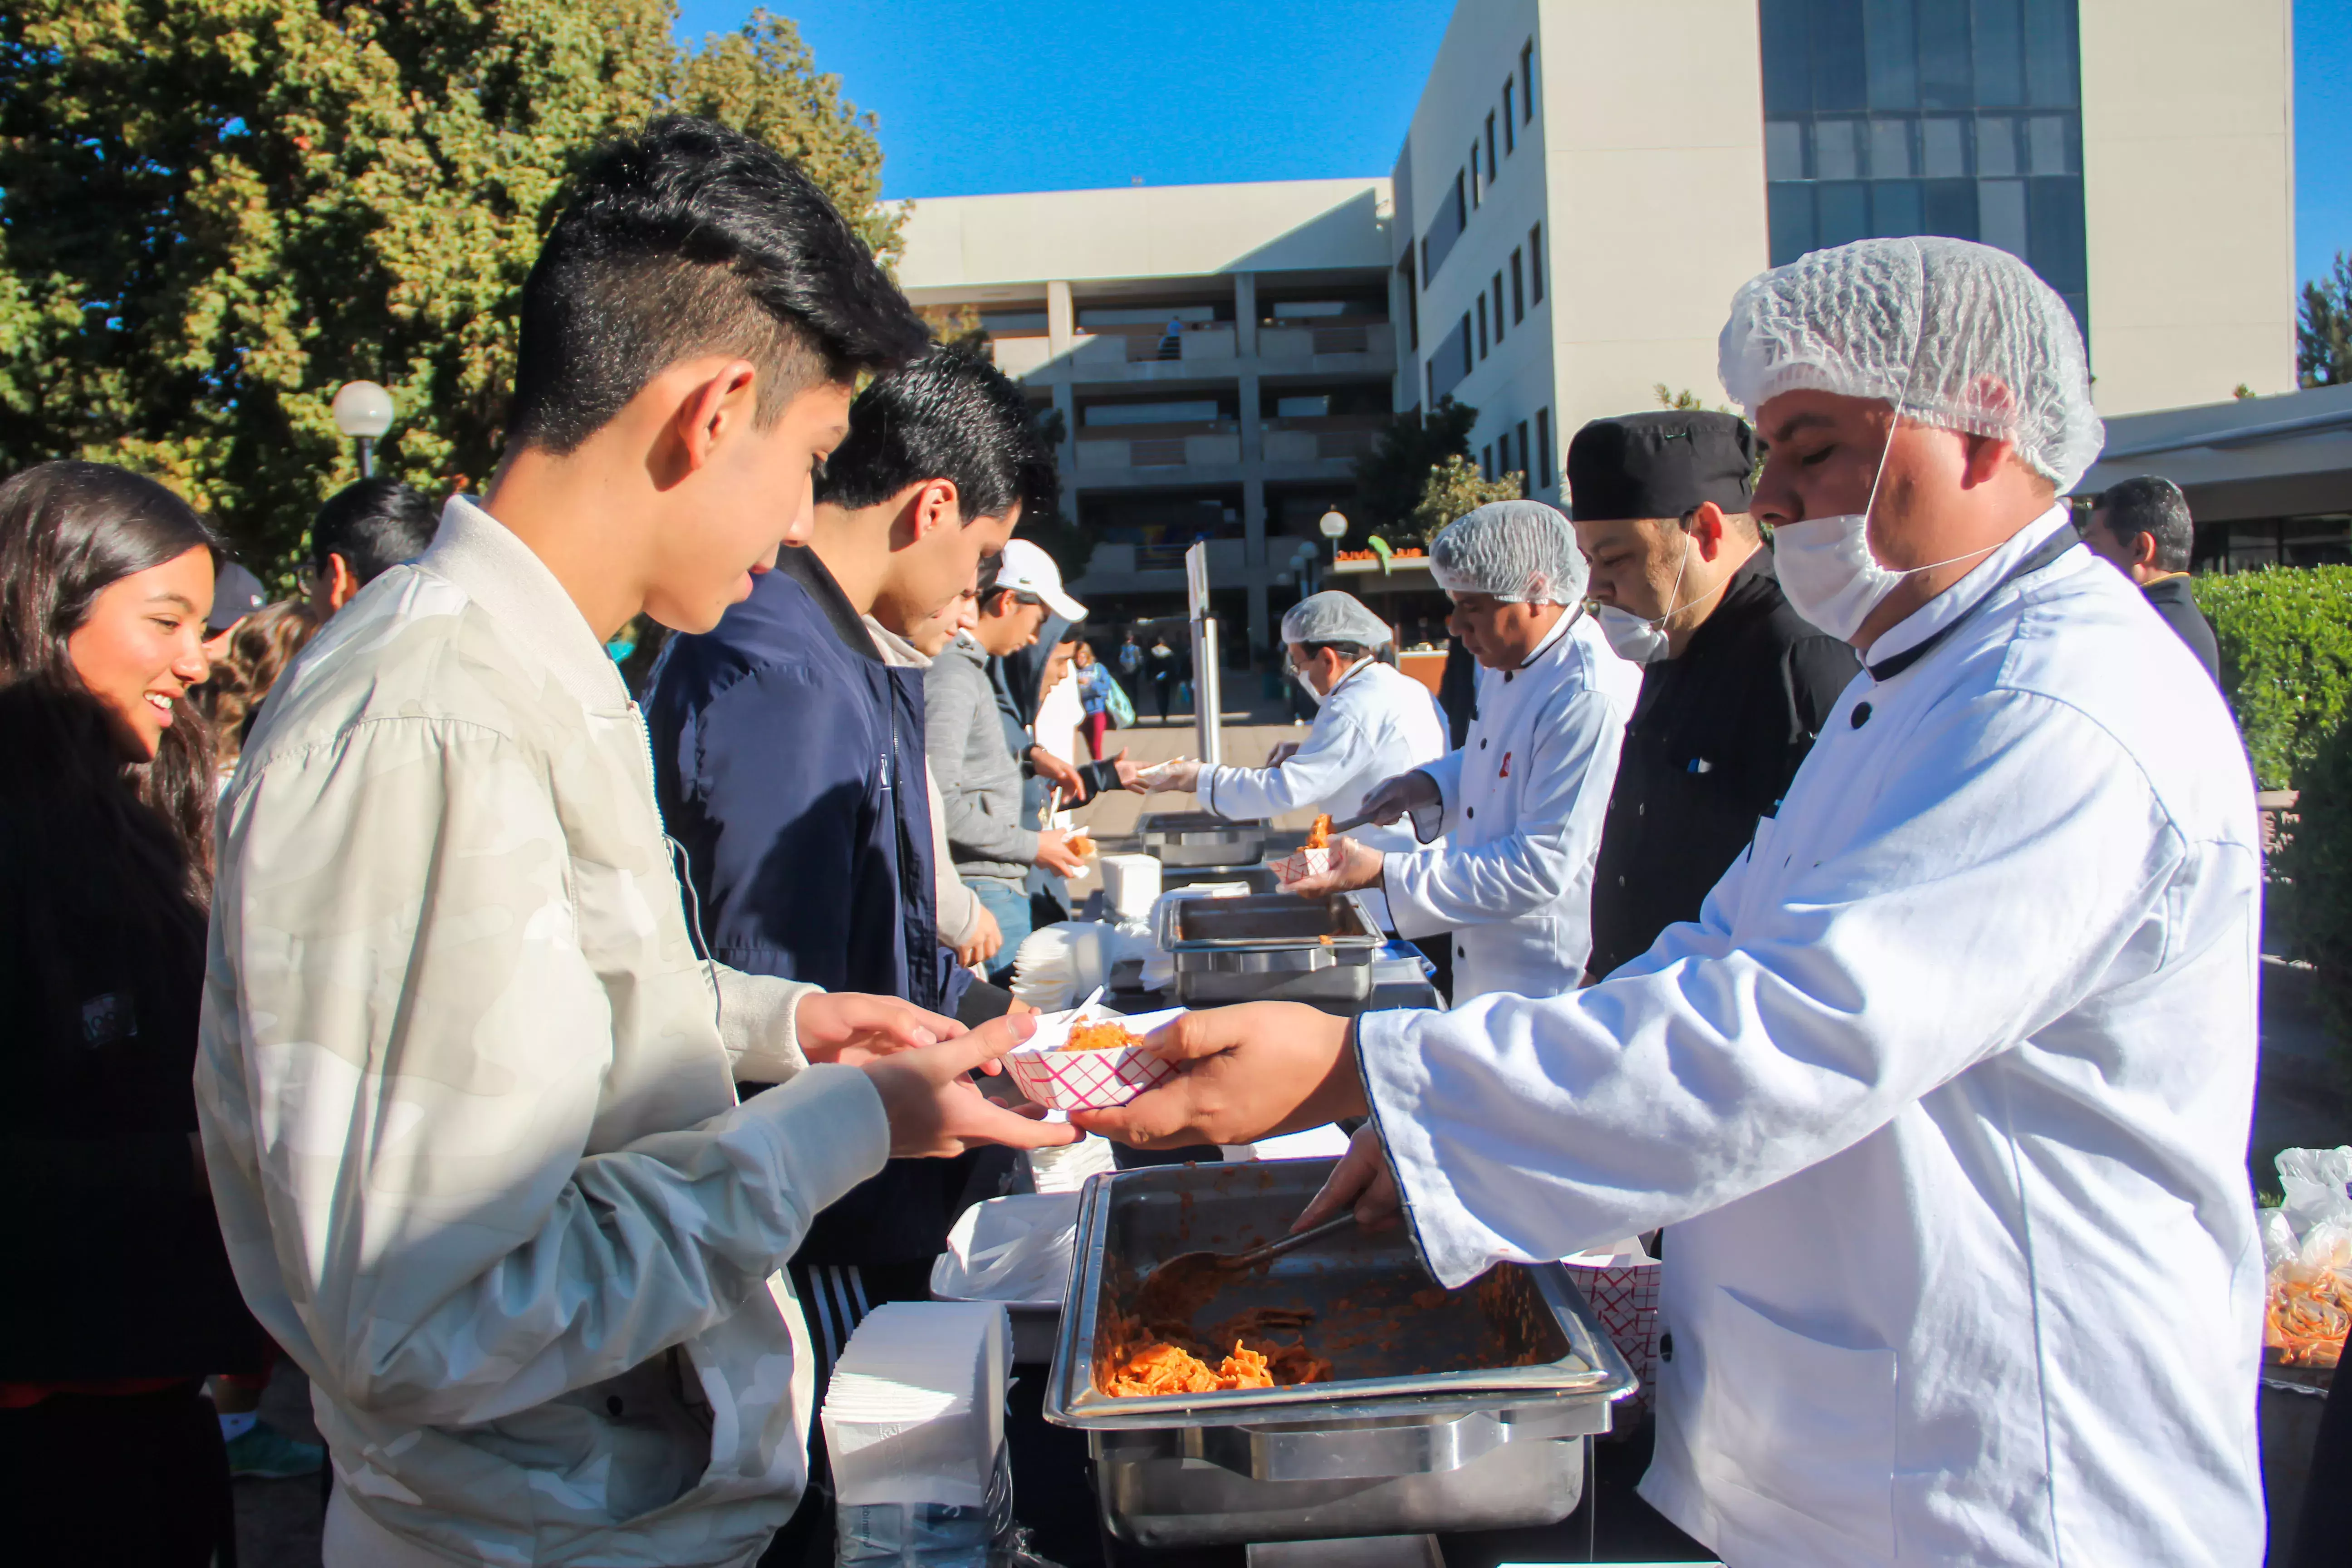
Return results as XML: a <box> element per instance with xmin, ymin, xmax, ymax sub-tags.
<box><xmin>1085</xmin><ymin>237</ymin><xmax>2262</xmax><ymax>1567</ymax></box>
<box><xmin>1280</xmin><ymin>501</ymin><xmax>1640</xmax><ymax>1002</ymax></box>
<box><xmin>1145</xmin><ymin>590</ymin><xmax>1446</xmax><ymax>908</ymax></box>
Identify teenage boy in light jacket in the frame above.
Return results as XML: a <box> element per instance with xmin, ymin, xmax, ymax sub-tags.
<box><xmin>193</xmin><ymin>117</ymin><xmax>1073</xmax><ymax>1568</ymax></box>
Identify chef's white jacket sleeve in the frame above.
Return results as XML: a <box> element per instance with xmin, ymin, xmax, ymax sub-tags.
<box><xmin>1201</xmin><ymin>714</ymin><xmax>1371</xmax><ymax>821</ymax></box>
<box><xmin>1355</xmin><ymin>687</ymin><xmax>2216</xmax><ymax>1287</ymax></box>
<box><xmin>1380</xmin><ymin>686</ymin><xmax>1622</xmax><ymax>935</ymax></box>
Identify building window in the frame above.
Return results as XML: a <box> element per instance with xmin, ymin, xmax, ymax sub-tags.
<box><xmin>1521</xmin><ymin>41</ymin><xmax>1534</xmax><ymax>122</ymax></box>
<box><xmin>1516</xmin><ymin>420</ymin><xmax>1530</xmax><ymax>481</ymax></box>
<box><xmin>1431</xmin><ymin>313</ymin><xmax>1473</xmax><ymax>403</ymax></box>
<box><xmin>1461</xmin><ymin>314</ymin><xmax>1473</xmax><ymax>378</ymax></box>
<box><xmin>1470</xmin><ymin>140</ymin><xmax>1482</xmax><ymax>208</ymax></box>
<box><xmin>1536</xmin><ymin>408</ymin><xmax>1553</xmax><ymax>488</ymax></box>
<box><xmin>1483</xmin><ymin>443</ymin><xmax>1495</xmax><ymax>480</ymax></box>
<box><xmin>1510</xmin><ymin>250</ymin><xmax>1525</xmax><ymax>322</ymax></box>
<box><xmin>1491</xmin><ymin>273</ymin><xmax>1506</xmax><ymax>345</ymax></box>
<box><xmin>1419</xmin><ymin>237</ymin><xmax>1431</xmax><ymax>287</ymax></box>
<box><xmin>1425</xmin><ymin>172</ymin><xmax>1468</xmax><ymax>280</ymax></box>
<box><xmin>1427</xmin><ymin>360</ymin><xmax>1437</xmax><ymax>407</ymax></box>
<box><xmin>1759</xmin><ymin>0</ymin><xmax>2087</xmax><ymax>328</ymax></box>
<box><xmin>1396</xmin><ymin>253</ymin><xmax>1419</xmax><ymax>350</ymax></box>
<box><xmin>1529</xmin><ymin>222</ymin><xmax>1544</xmax><ymax>304</ymax></box>
<box><xmin>1485</xmin><ymin>113</ymin><xmax>1498</xmax><ymax>186</ymax></box>
<box><xmin>1504</xmin><ymin>81</ymin><xmax>1517</xmax><ymax>151</ymax></box>
<box><xmin>1477</xmin><ymin>294</ymin><xmax>1489</xmax><ymax>359</ymax></box>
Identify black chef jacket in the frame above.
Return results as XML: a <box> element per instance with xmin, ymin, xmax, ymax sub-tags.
<box><xmin>1586</xmin><ymin>549</ymin><xmax>1861</xmax><ymax>977</ymax></box>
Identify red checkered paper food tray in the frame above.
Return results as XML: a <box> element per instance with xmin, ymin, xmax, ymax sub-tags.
<box><xmin>1564</xmin><ymin>1258</ymin><xmax>1661</xmax><ymax>1414</ymax></box>
<box><xmin>1005</xmin><ymin>1004</ymin><xmax>1185</xmax><ymax>1112</ymax></box>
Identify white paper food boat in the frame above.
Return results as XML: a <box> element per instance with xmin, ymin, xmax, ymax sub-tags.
<box><xmin>1005</xmin><ymin>1004</ymin><xmax>1184</xmax><ymax>1111</ymax></box>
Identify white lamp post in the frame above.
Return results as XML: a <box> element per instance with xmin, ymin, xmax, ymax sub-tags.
<box><xmin>331</xmin><ymin>381</ymin><xmax>396</xmax><ymax>478</ymax></box>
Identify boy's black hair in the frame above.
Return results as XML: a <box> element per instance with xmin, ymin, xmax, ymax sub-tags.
<box><xmin>508</xmin><ymin>115</ymin><xmax>929</xmax><ymax>455</ymax></box>
<box><xmin>815</xmin><ymin>348</ymin><xmax>1059</xmax><ymax>523</ymax></box>
<box><xmin>309</xmin><ymin>477</ymin><xmax>437</xmax><ymax>585</ymax></box>
<box><xmin>2093</xmin><ymin>475</ymin><xmax>2196</xmax><ymax>573</ymax></box>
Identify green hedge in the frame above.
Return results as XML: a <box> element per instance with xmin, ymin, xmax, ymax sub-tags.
<box><xmin>2277</xmin><ymin>713</ymin><xmax>2352</xmax><ymax>1042</ymax></box>
<box><xmin>2192</xmin><ymin>566</ymin><xmax>2352</xmax><ymax>789</ymax></box>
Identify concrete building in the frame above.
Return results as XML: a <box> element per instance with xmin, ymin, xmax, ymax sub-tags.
<box><xmin>895</xmin><ymin>180</ymin><xmax>1398</xmax><ymax>654</ymax></box>
<box><xmin>898</xmin><ymin>0</ymin><xmax>2298</xmax><ymax>649</ymax></box>
<box><xmin>1391</xmin><ymin>0</ymin><xmax>2296</xmax><ymax>505</ymax></box>
<box><xmin>2080</xmin><ymin>384</ymin><xmax>2352</xmax><ymax>570</ymax></box>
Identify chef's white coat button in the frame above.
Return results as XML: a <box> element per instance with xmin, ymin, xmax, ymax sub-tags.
<box><xmin>1466</xmin><ymin>806</ymin><xmax>1475</xmax><ymax>819</ymax></box>
<box><xmin>1852</xmin><ymin>702</ymin><xmax>1872</xmax><ymax>728</ymax></box>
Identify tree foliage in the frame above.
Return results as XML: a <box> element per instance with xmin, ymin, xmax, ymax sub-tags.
<box><xmin>0</xmin><ymin>1</ymin><xmax>901</xmax><ymax>575</ymax></box>
<box><xmin>1350</xmin><ymin>397</ymin><xmax>1476</xmax><ymax>547</ymax></box>
<box><xmin>2299</xmin><ymin>250</ymin><xmax>2352</xmax><ymax>389</ymax></box>
<box><xmin>1409</xmin><ymin>453</ymin><xmax>1523</xmax><ymax>544</ymax></box>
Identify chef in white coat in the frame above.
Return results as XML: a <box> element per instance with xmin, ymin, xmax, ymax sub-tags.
<box><xmin>1081</xmin><ymin>238</ymin><xmax>2263</xmax><ymax>1567</ymax></box>
<box><xmin>1279</xmin><ymin>501</ymin><xmax>1639</xmax><ymax>1002</ymax></box>
<box><xmin>1146</xmin><ymin>591</ymin><xmax>1446</xmax><ymax>922</ymax></box>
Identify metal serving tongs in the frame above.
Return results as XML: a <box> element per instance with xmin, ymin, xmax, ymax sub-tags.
<box><xmin>1132</xmin><ymin>1213</ymin><xmax>1360</xmax><ymax>1324</ymax></box>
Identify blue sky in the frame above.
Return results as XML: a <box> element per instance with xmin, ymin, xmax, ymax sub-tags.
<box><xmin>677</xmin><ymin>0</ymin><xmax>2352</xmax><ymax>289</ymax></box>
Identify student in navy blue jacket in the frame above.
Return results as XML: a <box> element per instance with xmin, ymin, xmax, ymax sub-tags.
<box><xmin>646</xmin><ymin>349</ymin><xmax>1054</xmax><ymax>1297</ymax></box>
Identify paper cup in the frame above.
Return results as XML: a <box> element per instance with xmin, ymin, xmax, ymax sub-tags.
<box><xmin>1005</xmin><ymin>1004</ymin><xmax>1185</xmax><ymax>1111</ymax></box>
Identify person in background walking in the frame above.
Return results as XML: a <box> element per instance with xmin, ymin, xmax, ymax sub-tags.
<box><xmin>2078</xmin><ymin>474</ymin><xmax>2220</xmax><ymax>685</ymax></box>
<box><xmin>0</xmin><ymin>461</ymin><xmax>277</xmax><ymax>1565</ymax></box>
<box><xmin>1148</xmin><ymin>629</ymin><xmax>1182</xmax><ymax>721</ymax></box>
<box><xmin>1073</xmin><ymin>639</ymin><xmax>1113</xmax><ymax>760</ymax></box>
<box><xmin>302</xmin><ymin>475</ymin><xmax>439</xmax><ymax>619</ymax></box>
<box><xmin>1117</xmin><ymin>627</ymin><xmax>1144</xmax><ymax>705</ymax></box>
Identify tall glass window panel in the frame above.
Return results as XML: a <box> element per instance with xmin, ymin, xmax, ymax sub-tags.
<box><xmin>1767</xmin><ymin>120</ymin><xmax>1806</xmax><ymax>181</ymax></box>
<box><xmin>1921</xmin><ymin>117</ymin><xmax>1969</xmax><ymax>178</ymax></box>
<box><xmin>1919</xmin><ymin>1</ymin><xmax>1974</xmax><ymax>110</ymax></box>
<box><xmin>1760</xmin><ymin>0</ymin><xmax>1810</xmax><ymax>115</ymax></box>
<box><xmin>1536</xmin><ymin>409</ymin><xmax>1553</xmax><ymax>488</ymax></box>
<box><xmin>1486</xmin><ymin>115</ymin><xmax>1498</xmax><ymax>183</ymax></box>
<box><xmin>1769</xmin><ymin>186</ymin><xmax>1817</xmax><ymax>266</ymax></box>
<box><xmin>1470</xmin><ymin>142</ymin><xmax>1482</xmax><ymax>207</ymax></box>
<box><xmin>1809</xmin><ymin>0</ymin><xmax>1868</xmax><ymax>109</ymax></box>
<box><xmin>1492</xmin><ymin>274</ymin><xmax>1506</xmax><ymax>345</ymax></box>
<box><xmin>1922</xmin><ymin>179</ymin><xmax>1979</xmax><ymax>241</ymax></box>
<box><xmin>1815</xmin><ymin>119</ymin><xmax>1862</xmax><ymax>180</ymax></box>
<box><xmin>1529</xmin><ymin>224</ymin><xmax>1544</xmax><ymax>304</ymax></box>
<box><xmin>2027</xmin><ymin>115</ymin><xmax>2073</xmax><ymax>176</ymax></box>
<box><xmin>1510</xmin><ymin>250</ymin><xmax>1525</xmax><ymax>322</ymax></box>
<box><xmin>1504</xmin><ymin>83</ymin><xmax>1516</xmax><ymax>151</ymax></box>
<box><xmin>1974</xmin><ymin>0</ymin><xmax>2025</xmax><ymax>107</ymax></box>
<box><xmin>1870</xmin><ymin>119</ymin><xmax>1914</xmax><ymax>179</ymax></box>
<box><xmin>2029</xmin><ymin>177</ymin><xmax>2087</xmax><ymax>294</ymax></box>
<box><xmin>1818</xmin><ymin>182</ymin><xmax>1871</xmax><ymax>249</ymax></box>
<box><xmin>1979</xmin><ymin>178</ymin><xmax>2028</xmax><ymax>257</ymax></box>
<box><xmin>1976</xmin><ymin>115</ymin><xmax>2019</xmax><ymax>177</ymax></box>
<box><xmin>1521</xmin><ymin>43</ymin><xmax>1535</xmax><ymax>122</ymax></box>
<box><xmin>1865</xmin><ymin>0</ymin><xmax>1918</xmax><ymax>107</ymax></box>
<box><xmin>2023</xmin><ymin>0</ymin><xmax>2081</xmax><ymax>107</ymax></box>
<box><xmin>1477</xmin><ymin>294</ymin><xmax>1489</xmax><ymax>359</ymax></box>
<box><xmin>1872</xmin><ymin>180</ymin><xmax>1924</xmax><ymax>238</ymax></box>
<box><xmin>1517</xmin><ymin>421</ymin><xmax>1531</xmax><ymax>479</ymax></box>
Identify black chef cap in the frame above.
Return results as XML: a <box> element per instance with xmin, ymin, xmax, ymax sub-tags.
<box><xmin>1566</xmin><ymin>410</ymin><xmax>1756</xmax><ymax>523</ymax></box>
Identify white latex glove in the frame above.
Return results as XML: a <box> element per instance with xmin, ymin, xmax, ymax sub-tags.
<box><xmin>1144</xmin><ymin>758</ymin><xmax>1203</xmax><ymax>794</ymax></box>
<box><xmin>1357</xmin><ymin>768</ymin><xmax>1441</xmax><ymax>831</ymax></box>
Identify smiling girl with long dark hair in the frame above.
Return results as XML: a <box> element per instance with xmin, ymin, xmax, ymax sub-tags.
<box><xmin>0</xmin><ymin>461</ymin><xmax>270</xmax><ymax>1564</ymax></box>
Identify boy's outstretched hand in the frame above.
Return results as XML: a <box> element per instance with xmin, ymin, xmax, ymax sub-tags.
<box><xmin>796</xmin><ymin>990</ymin><xmax>957</xmax><ymax>1067</ymax></box>
<box><xmin>862</xmin><ymin>1013</ymin><xmax>1082</xmax><ymax>1158</ymax></box>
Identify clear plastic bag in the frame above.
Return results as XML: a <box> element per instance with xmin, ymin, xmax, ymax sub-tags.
<box><xmin>836</xmin><ymin>1446</ymin><xmax>1063</xmax><ymax>1567</ymax></box>
<box><xmin>2260</xmin><ymin>1147</ymin><xmax>2352</xmax><ymax>1369</ymax></box>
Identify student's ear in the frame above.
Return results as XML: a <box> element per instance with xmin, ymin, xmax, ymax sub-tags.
<box><xmin>2131</xmin><ymin>529</ymin><xmax>2161</xmax><ymax>572</ymax></box>
<box><xmin>903</xmin><ymin>479</ymin><xmax>961</xmax><ymax>544</ymax></box>
<box><xmin>328</xmin><ymin>553</ymin><xmax>361</xmax><ymax>611</ymax></box>
<box><xmin>666</xmin><ymin>358</ymin><xmax>760</xmax><ymax>481</ymax></box>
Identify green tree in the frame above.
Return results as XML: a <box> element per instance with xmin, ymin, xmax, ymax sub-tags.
<box><xmin>1408</xmin><ymin>453</ymin><xmax>1522</xmax><ymax>543</ymax></box>
<box><xmin>2299</xmin><ymin>250</ymin><xmax>2352</xmax><ymax>388</ymax></box>
<box><xmin>1350</xmin><ymin>397</ymin><xmax>1477</xmax><ymax>545</ymax></box>
<box><xmin>0</xmin><ymin>1</ymin><xmax>901</xmax><ymax>576</ymax></box>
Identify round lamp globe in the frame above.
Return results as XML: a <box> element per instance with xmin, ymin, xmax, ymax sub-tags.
<box><xmin>331</xmin><ymin>380</ymin><xmax>396</xmax><ymax>439</ymax></box>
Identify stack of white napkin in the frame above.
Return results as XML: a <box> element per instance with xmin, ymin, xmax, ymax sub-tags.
<box><xmin>821</xmin><ymin>1301</ymin><xmax>1010</xmax><ymax>1509</ymax></box>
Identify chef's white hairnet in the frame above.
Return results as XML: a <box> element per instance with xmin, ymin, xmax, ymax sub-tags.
<box><xmin>1426</xmin><ymin>500</ymin><xmax>1588</xmax><ymax>605</ymax></box>
<box><xmin>1281</xmin><ymin>591</ymin><xmax>1392</xmax><ymax>650</ymax></box>
<box><xmin>1717</xmin><ymin>236</ymin><xmax>2104</xmax><ymax>492</ymax></box>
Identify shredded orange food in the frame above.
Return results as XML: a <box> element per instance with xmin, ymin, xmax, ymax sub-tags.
<box><xmin>1065</xmin><ymin>1020</ymin><xmax>1144</xmax><ymax>1054</ymax></box>
<box><xmin>1305</xmin><ymin>813</ymin><xmax>1334</xmax><ymax>849</ymax></box>
<box><xmin>1068</xmin><ymin>832</ymin><xmax>1097</xmax><ymax>858</ymax></box>
<box><xmin>1106</xmin><ymin>1340</ymin><xmax>1276</xmax><ymax>1395</ymax></box>
<box><xmin>2266</xmin><ymin>1270</ymin><xmax>2352</xmax><ymax>1367</ymax></box>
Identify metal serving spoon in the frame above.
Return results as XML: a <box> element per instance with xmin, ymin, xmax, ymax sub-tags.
<box><xmin>1132</xmin><ymin>1213</ymin><xmax>1359</xmax><ymax>1325</ymax></box>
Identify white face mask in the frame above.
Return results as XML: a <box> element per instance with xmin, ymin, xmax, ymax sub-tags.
<box><xmin>1773</xmin><ymin>409</ymin><xmax>1996</xmax><ymax>643</ymax></box>
<box><xmin>1591</xmin><ymin>534</ymin><xmax>1725</xmax><ymax>665</ymax></box>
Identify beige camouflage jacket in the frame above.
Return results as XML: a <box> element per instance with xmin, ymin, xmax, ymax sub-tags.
<box><xmin>195</xmin><ymin>498</ymin><xmax>889</xmax><ymax>1566</ymax></box>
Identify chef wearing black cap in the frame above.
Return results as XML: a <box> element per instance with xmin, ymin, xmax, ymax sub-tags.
<box><xmin>1571</xmin><ymin>410</ymin><xmax>1860</xmax><ymax>980</ymax></box>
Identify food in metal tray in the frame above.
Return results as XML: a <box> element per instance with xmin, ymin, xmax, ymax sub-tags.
<box><xmin>1102</xmin><ymin>1306</ymin><xmax>1333</xmax><ymax>1396</ymax></box>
